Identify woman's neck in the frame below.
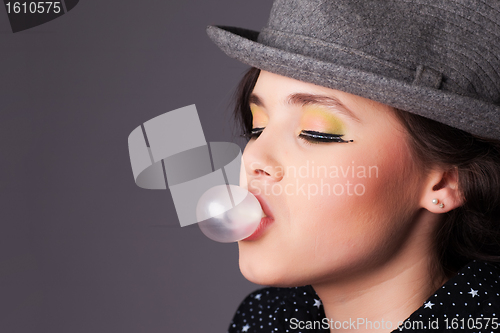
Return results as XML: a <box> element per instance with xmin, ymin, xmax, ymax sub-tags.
<box><xmin>312</xmin><ymin>247</ymin><xmax>448</xmax><ymax>333</ymax></box>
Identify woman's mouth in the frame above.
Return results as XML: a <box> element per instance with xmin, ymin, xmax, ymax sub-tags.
<box><xmin>241</xmin><ymin>193</ymin><xmax>274</xmax><ymax>241</ymax></box>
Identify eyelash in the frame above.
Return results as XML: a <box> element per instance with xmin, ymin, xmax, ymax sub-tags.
<box><xmin>240</xmin><ymin>127</ymin><xmax>353</xmax><ymax>144</ymax></box>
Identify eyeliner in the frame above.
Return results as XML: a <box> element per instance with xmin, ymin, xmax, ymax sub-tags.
<box><xmin>300</xmin><ymin>130</ymin><xmax>353</xmax><ymax>143</ymax></box>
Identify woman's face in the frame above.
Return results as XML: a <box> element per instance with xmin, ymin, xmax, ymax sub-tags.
<box><xmin>238</xmin><ymin>70</ymin><xmax>429</xmax><ymax>287</ymax></box>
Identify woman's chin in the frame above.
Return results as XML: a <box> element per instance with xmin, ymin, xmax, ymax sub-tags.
<box><xmin>238</xmin><ymin>256</ymin><xmax>309</xmax><ymax>287</ymax></box>
<box><xmin>239</xmin><ymin>257</ymin><xmax>284</xmax><ymax>286</ymax></box>
<box><xmin>239</xmin><ymin>260</ymin><xmax>273</xmax><ymax>286</ymax></box>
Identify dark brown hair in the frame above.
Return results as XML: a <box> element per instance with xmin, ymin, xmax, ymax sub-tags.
<box><xmin>233</xmin><ymin>67</ymin><xmax>500</xmax><ymax>274</ymax></box>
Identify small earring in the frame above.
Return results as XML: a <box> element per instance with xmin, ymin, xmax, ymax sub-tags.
<box><xmin>432</xmin><ymin>199</ymin><xmax>445</xmax><ymax>208</ymax></box>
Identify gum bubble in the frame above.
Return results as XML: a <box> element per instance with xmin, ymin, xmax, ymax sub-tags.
<box><xmin>196</xmin><ymin>185</ymin><xmax>263</xmax><ymax>243</ymax></box>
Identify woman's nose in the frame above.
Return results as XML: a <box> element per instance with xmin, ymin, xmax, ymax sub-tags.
<box><xmin>241</xmin><ymin>130</ymin><xmax>284</xmax><ymax>187</ymax></box>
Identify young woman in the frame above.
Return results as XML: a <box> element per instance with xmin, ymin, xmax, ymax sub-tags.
<box><xmin>206</xmin><ymin>1</ymin><xmax>500</xmax><ymax>332</ymax></box>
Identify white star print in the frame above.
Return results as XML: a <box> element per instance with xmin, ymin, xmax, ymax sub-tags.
<box><xmin>424</xmin><ymin>301</ymin><xmax>434</xmax><ymax>309</ymax></box>
<box><xmin>226</xmin><ymin>263</ymin><xmax>500</xmax><ymax>333</ymax></box>
<box><xmin>468</xmin><ymin>288</ymin><xmax>479</xmax><ymax>298</ymax></box>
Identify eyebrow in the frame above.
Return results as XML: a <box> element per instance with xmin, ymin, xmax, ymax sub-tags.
<box><xmin>249</xmin><ymin>93</ymin><xmax>360</xmax><ymax>122</ymax></box>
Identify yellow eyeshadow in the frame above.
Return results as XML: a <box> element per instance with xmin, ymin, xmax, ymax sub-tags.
<box><xmin>250</xmin><ymin>103</ymin><xmax>268</xmax><ymax>127</ymax></box>
<box><xmin>300</xmin><ymin>107</ymin><xmax>345</xmax><ymax>134</ymax></box>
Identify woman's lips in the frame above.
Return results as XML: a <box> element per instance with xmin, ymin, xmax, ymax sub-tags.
<box><xmin>242</xmin><ymin>193</ymin><xmax>275</xmax><ymax>241</ymax></box>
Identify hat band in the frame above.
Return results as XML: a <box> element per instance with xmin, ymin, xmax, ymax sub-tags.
<box><xmin>257</xmin><ymin>28</ymin><xmax>461</xmax><ymax>93</ymax></box>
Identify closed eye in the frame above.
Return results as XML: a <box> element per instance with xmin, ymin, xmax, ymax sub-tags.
<box><xmin>241</xmin><ymin>128</ymin><xmax>353</xmax><ymax>143</ymax></box>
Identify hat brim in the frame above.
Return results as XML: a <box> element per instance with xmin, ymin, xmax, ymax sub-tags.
<box><xmin>207</xmin><ymin>25</ymin><xmax>500</xmax><ymax>140</ymax></box>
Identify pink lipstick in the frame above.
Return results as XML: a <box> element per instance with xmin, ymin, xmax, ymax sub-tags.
<box><xmin>242</xmin><ymin>193</ymin><xmax>274</xmax><ymax>241</ymax></box>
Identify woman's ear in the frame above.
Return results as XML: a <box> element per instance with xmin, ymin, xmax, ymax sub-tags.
<box><xmin>420</xmin><ymin>167</ymin><xmax>464</xmax><ymax>213</ymax></box>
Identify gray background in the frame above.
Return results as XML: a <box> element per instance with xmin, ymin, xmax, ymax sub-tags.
<box><xmin>0</xmin><ymin>1</ymin><xmax>273</xmax><ymax>332</ymax></box>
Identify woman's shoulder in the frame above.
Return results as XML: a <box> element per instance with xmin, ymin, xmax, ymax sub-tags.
<box><xmin>446</xmin><ymin>260</ymin><xmax>500</xmax><ymax>302</ymax></box>
<box><xmin>449</xmin><ymin>260</ymin><xmax>500</xmax><ymax>311</ymax></box>
<box><xmin>398</xmin><ymin>260</ymin><xmax>500</xmax><ymax>332</ymax></box>
<box><xmin>228</xmin><ymin>285</ymin><xmax>327</xmax><ymax>333</ymax></box>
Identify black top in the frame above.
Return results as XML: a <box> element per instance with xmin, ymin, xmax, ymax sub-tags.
<box><xmin>228</xmin><ymin>261</ymin><xmax>500</xmax><ymax>332</ymax></box>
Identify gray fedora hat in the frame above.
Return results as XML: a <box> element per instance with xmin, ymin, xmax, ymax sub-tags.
<box><xmin>207</xmin><ymin>0</ymin><xmax>500</xmax><ymax>140</ymax></box>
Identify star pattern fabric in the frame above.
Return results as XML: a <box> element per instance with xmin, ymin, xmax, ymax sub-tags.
<box><xmin>424</xmin><ymin>301</ymin><xmax>434</xmax><ymax>309</ymax></box>
<box><xmin>228</xmin><ymin>285</ymin><xmax>328</xmax><ymax>333</ymax></box>
<box><xmin>227</xmin><ymin>261</ymin><xmax>500</xmax><ymax>332</ymax></box>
